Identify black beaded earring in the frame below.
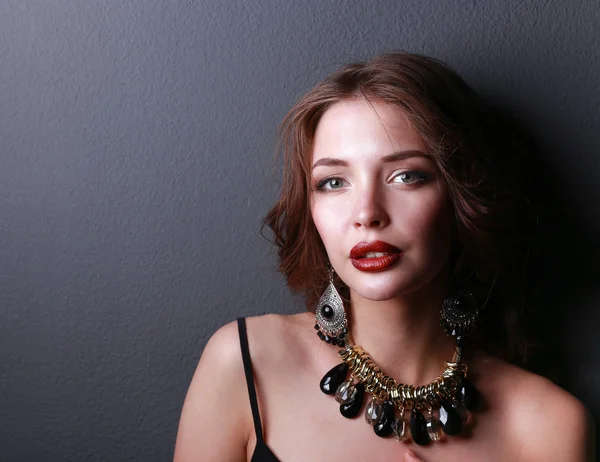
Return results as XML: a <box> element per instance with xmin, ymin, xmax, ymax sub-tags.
<box><xmin>440</xmin><ymin>288</ymin><xmax>482</xmax><ymax>414</ymax></box>
<box><xmin>440</xmin><ymin>290</ymin><xmax>479</xmax><ymax>340</ymax></box>
<box><xmin>314</xmin><ymin>267</ymin><xmax>348</xmax><ymax>347</ymax></box>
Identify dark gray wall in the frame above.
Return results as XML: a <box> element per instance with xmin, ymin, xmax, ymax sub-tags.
<box><xmin>1</xmin><ymin>0</ymin><xmax>599</xmax><ymax>460</ymax></box>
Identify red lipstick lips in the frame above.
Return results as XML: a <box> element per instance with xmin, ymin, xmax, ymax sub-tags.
<box><xmin>350</xmin><ymin>241</ymin><xmax>402</xmax><ymax>272</ymax></box>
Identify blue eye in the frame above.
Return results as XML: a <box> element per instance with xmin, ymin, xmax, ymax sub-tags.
<box><xmin>317</xmin><ymin>178</ymin><xmax>345</xmax><ymax>190</ymax></box>
<box><xmin>391</xmin><ymin>171</ymin><xmax>427</xmax><ymax>184</ymax></box>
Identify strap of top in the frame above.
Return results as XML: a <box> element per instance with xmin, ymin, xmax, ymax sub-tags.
<box><xmin>237</xmin><ymin>317</ymin><xmax>264</xmax><ymax>443</ymax></box>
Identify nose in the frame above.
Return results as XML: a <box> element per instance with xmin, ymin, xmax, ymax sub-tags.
<box><xmin>352</xmin><ymin>183</ymin><xmax>390</xmax><ymax>230</ymax></box>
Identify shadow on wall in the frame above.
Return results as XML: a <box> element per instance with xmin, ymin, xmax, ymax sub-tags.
<box><xmin>495</xmin><ymin>104</ymin><xmax>600</xmax><ymax>445</ymax></box>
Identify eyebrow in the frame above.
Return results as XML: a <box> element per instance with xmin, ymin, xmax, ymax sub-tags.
<box><xmin>311</xmin><ymin>150</ymin><xmax>430</xmax><ymax>169</ymax></box>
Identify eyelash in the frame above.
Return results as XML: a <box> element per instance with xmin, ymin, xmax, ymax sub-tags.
<box><xmin>314</xmin><ymin>171</ymin><xmax>429</xmax><ymax>191</ymax></box>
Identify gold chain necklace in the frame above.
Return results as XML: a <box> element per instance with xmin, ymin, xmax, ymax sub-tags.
<box><xmin>314</xmin><ymin>273</ymin><xmax>481</xmax><ymax>445</ymax></box>
<box><xmin>319</xmin><ymin>339</ymin><xmax>480</xmax><ymax>445</ymax></box>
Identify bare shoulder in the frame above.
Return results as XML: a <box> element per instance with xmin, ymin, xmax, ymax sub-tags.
<box><xmin>478</xmin><ymin>356</ymin><xmax>594</xmax><ymax>461</ymax></box>
<box><xmin>243</xmin><ymin>312</ymin><xmax>315</xmax><ymax>351</ymax></box>
<box><xmin>174</xmin><ymin>319</ymin><xmax>251</xmax><ymax>461</ymax></box>
<box><xmin>241</xmin><ymin>312</ymin><xmax>317</xmax><ymax>373</ymax></box>
<box><xmin>174</xmin><ymin>313</ymin><xmax>315</xmax><ymax>461</ymax></box>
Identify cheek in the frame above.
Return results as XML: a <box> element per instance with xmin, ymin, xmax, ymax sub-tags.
<box><xmin>414</xmin><ymin>196</ymin><xmax>454</xmax><ymax>251</ymax></box>
<box><xmin>399</xmin><ymin>189</ymin><xmax>453</xmax><ymax>240</ymax></box>
<box><xmin>311</xmin><ymin>200</ymin><xmax>345</xmax><ymax>249</ymax></box>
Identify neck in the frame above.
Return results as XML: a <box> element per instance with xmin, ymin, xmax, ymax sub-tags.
<box><xmin>346</xmin><ymin>275</ymin><xmax>455</xmax><ymax>386</ymax></box>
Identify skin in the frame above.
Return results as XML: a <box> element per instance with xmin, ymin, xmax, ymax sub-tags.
<box><xmin>174</xmin><ymin>99</ymin><xmax>593</xmax><ymax>461</ymax></box>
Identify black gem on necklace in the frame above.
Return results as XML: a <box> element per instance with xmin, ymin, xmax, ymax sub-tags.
<box><xmin>374</xmin><ymin>418</ymin><xmax>394</xmax><ymax>437</ymax></box>
<box><xmin>439</xmin><ymin>400</ymin><xmax>462</xmax><ymax>435</ymax></box>
<box><xmin>456</xmin><ymin>378</ymin><xmax>480</xmax><ymax>411</ymax></box>
<box><xmin>319</xmin><ymin>363</ymin><xmax>349</xmax><ymax>395</ymax></box>
<box><xmin>339</xmin><ymin>383</ymin><xmax>365</xmax><ymax>418</ymax></box>
<box><xmin>410</xmin><ymin>409</ymin><xmax>430</xmax><ymax>446</ymax></box>
<box><xmin>373</xmin><ymin>401</ymin><xmax>396</xmax><ymax>437</ymax></box>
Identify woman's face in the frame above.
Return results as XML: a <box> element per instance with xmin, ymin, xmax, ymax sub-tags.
<box><xmin>310</xmin><ymin>98</ymin><xmax>454</xmax><ymax>302</ymax></box>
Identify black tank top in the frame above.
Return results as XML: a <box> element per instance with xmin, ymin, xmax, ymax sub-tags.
<box><xmin>237</xmin><ymin>317</ymin><xmax>281</xmax><ymax>462</ymax></box>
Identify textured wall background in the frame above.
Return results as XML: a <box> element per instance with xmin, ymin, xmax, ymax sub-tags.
<box><xmin>1</xmin><ymin>0</ymin><xmax>599</xmax><ymax>460</ymax></box>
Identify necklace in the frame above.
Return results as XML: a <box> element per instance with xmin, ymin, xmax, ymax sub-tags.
<box><xmin>318</xmin><ymin>334</ymin><xmax>480</xmax><ymax>446</ymax></box>
<box><xmin>313</xmin><ymin>271</ymin><xmax>481</xmax><ymax>445</ymax></box>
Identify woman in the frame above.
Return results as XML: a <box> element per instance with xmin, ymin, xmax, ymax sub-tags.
<box><xmin>174</xmin><ymin>51</ymin><xmax>593</xmax><ymax>461</ymax></box>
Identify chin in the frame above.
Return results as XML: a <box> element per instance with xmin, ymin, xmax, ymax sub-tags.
<box><xmin>355</xmin><ymin>291</ymin><xmax>400</xmax><ymax>302</ymax></box>
<box><xmin>351</xmin><ymin>284</ymin><xmax>414</xmax><ymax>302</ymax></box>
<box><xmin>343</xmin><ymin>272</ymin><xmax>413</xmax><ymax>301</ymax></box>
<box><xmin>343</xmin><ymin>264</ymin><xmax>445</xmax><ymax>303</ymax></box>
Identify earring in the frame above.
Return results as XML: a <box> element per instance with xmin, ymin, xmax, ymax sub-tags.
<box><xmin>314</xmin><ymin>267</ymin><xmax>348</xmax><ymax>347</ymax></box>
<box><xmin>440</xmin><ymin>290</ymin><xmax>479</xmax><ymax>340</ymax></box>
<box><xmin>440</xmin><ymin>289</ymin><xmax>482</xmax><ymax>412</ymax></box>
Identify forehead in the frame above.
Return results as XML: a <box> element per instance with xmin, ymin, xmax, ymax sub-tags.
<box><xmin>312</xmin><ymin>98</ymin><xmax>428</xmax><ymax>162</ymax></box>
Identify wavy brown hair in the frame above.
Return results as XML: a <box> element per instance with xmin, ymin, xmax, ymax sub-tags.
<box><xmin>263</xmin><ymin>51</ymin><xmax>537</xmax><ymax>364</ymax></box>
